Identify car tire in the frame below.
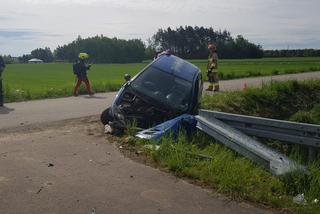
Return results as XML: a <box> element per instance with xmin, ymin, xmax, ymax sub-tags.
<box><xmin>100</xmin><ymin>107</ymin><xmax>113</xmax><ymax>125</ymax></box>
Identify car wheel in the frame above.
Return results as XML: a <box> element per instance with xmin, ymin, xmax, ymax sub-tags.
<box><xmin>100</xmin><ymin>107</ymin><xmax>113</xmax><ymax>125</ymax></box>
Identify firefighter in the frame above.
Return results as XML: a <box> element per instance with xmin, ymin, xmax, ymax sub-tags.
<box><xmin>73</xmin><ymin>53</ymin><xmax>94</xmax><ymax>96</ymax></box>
<box><xmin>206</xmin><ymin>44</ymin><xmax>219</xmax><ymax>91</ymax></box>
<box><xmin>0</xmin><ymin>55</ymin><xmax>5</xmax><ymax>106</ymax></box>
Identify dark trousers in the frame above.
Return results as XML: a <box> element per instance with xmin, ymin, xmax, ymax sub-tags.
<box><xmin>207</xmin><ymin>71</ymin><xmax>219</xmax><ymax>85</ymax></box>
<box><xmin>0</xmin><ymin>76</ymin><xmax>3</xmax><ymax>106</ymax></box>
<box><xmin>207</xmin><ymin>72</ymin><xmax>213</xmax><ymax>83</ymax></box>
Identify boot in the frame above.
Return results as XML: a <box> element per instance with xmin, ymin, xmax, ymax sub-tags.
<box><xmin>206</xmin><ymin>85</ymin><xmax>213</xmax><ymax>91</ymax></box>
<box><xmin>214</xmin><ymin>85</ymin><xmax>219</xmax><ymax>92</ymax></box>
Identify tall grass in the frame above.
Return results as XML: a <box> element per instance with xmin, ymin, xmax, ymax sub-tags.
<box><xmin>131</xmin><ymin>132</ymin><xmax>320</xmax><ymax>213</ymax></box>
<box><xmin>202</xmin><ymin>80</ymin><xmax>320</xmax><ymax>120</ymax></box>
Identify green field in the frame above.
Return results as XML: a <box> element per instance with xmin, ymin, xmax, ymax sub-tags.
<box><xmin>2</xmin><ymin>57</ymin><xmax>320</xmax><ymax>102</ymax></box>
<box><xmin>192</xmin><ymin>57</ymin><xmax>320</xmax><ymax>79</ymax></box>
<box><xmin>3</xmin><ymin>63</ymin><xmax>147</xmax><ymax>102</ymax></box>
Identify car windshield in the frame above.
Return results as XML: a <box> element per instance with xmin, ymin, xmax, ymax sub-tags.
<box><xmin>130</xmin><ymin>66</ymin><xmax>193</xmax><ymax>112</ymax></box>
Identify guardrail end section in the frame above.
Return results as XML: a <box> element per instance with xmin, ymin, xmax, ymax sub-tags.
<box><xmin>270</xmin><ymin>160</ymin><xmax>306</xmax><ymax>176</ymax></box>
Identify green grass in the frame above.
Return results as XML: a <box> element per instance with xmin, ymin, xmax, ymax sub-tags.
<box><xmin>2</xmin><ymin>62</ymin><xmax>148</xmax><ymax>102</ymax></box>
<box><xmin>2</xmin><ymin>57</ymin><xmax>320</xmax><ymax>102</ymax></box>
<box><xmin>201</xmin><ymin>79</ymin><xmax>320</xmax><ymax>121</ymax></box>
<box><xmin>191</xmin><ymin>57</ymin><xmax>320</xmax><ymax>80</ymax></box>
<box><xmin>127</xmin><ymin>133</ymin><xmax>320</xmax><ymax>214</ymax></box>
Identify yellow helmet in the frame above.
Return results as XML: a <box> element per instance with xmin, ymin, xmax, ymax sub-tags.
<box><xmin>78</xmin><ymin>52</ymin><xmax>89</xmax><ymax>60</ymax></box>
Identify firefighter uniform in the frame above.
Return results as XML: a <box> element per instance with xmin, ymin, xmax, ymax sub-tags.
<box><xmin>206</xmin><ymin>47</ymin><xmax>219</xmax><ymax>91</ymax></box>
<box><xmin>73</xmin><ymin>53</ymin><xmax>94</xmax><ymax>96</ymax></box>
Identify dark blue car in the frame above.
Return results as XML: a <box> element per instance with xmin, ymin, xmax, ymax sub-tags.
<box><xmin>100</xmin><ymin>54</ymin><xmax>203</xmax><ymax>130</ymax></box>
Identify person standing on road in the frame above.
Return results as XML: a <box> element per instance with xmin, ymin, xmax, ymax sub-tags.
<box><xmin>206</xmin><ymin>44</ymin><xmax>219</xmax><ymax>92</ymax></box>
<box><xmin>0</xmin><ymin>55</ymin><xmax>5</xmax><ymax>106</ymax></box>
<box><xmin>73</xmin><ymin>53</ymin><xmax>94</xmax><ymax>96</ymax></box>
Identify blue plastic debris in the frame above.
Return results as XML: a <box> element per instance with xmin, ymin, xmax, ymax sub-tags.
<box><xmin>135</xmin><ymin>114</ymin><xmax>197</xmax><ymax>140</ymax></box>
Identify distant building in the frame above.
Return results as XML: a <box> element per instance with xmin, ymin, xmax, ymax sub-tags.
<box><xmin>28</xmin><ymin>58</ymin><xmax>43</xmax><ymax>63</ymax></box>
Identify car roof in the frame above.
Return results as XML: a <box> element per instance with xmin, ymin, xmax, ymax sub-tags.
<box><xmin>151</xmin><ymin>55</ymin><xmax>200</xmax><ymax>82</ymax></box>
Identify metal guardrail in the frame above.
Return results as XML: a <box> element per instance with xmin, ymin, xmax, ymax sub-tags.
<box><xmin>199</xmin><ymin>110</ymin><xmax>320</xmax><ymax>147</ymax></box>
<box><xmin>196</xmin><ymin>110</ymin><xmax>308</xmax><ymax>176</ymax></box>
<box><xmin>196</xmin><ymin>115</ymin><xmax>304</xmax><ymax>176</ymax></box>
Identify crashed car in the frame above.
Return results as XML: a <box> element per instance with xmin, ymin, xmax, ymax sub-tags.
<box><xmin>100</xmin><ymin>54</ymin><xmax>203</xmax><ymax>131</ymax></box>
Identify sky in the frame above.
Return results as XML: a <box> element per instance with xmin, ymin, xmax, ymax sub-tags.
<box><xmin>0</xmin><ymin>0</ymin><xmax>319</xmax><ymax>56</ymax></box>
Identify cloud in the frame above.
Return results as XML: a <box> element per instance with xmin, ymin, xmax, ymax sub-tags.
<box><xmin>20</xmin><ymin>0</ymin><xmax>100</xmax><ymax>5</ymax></box>
<box><xmin>0</xmin><ymin>29</ymin><xmax>60</xmax><ymax>40</ymax></box>
<box><xmin>104</xmin><ymin>22</ymin><xmax>130</xmax><ymax>25</ymax></box>
<box><xmin>0</xmin><ymin>30</ymin><xmax>37</xmax><ymax>38</ymax></box>
<box><xmin>0</xmin><ymin>16</ymin><xmax>10</xmax><ymax>20</ymax></box>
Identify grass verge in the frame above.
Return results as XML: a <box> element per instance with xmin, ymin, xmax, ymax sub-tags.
<box><xmin>119</xmin><ymin>132</ymin><xmax>320</xmax><ymax>214</ymax></box>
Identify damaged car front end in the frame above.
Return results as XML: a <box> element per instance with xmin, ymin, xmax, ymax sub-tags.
<box><xmin>101</xmin><ymin>54</ymin><xmax>203</xmax><ymax>131</ymax></box>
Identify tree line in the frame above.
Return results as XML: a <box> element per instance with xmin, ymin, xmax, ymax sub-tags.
<box><xmin>18</xmin><ymin>36</ymin><xmax>145</xmax><ymax>63</ymax></box>
<box><xmin>15</xmin><ymin>27</ymin><xmax>265</xmax><ymax>63</ymax></box>
<box><xmin>148</xmin><ymin>26</ymin><xmax>264</xmax><ymax>59</ymax></box>
<box><xmin>18</xmin><ymin>47</ymin><xmax>54</xmax><ymax>63</ymax></box>
<box><xmin>54</xmin><ymin>36</ymin><xmax>145</xmax><ymax>63</ymax></box>
<box><xmin>264</xmin><ymin>49</ymin><xmax>320</xmax><ymax>57</ymax></box>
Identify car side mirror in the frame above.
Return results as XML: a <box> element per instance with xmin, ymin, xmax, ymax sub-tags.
<box><xmin>124</xmin><ymin>74</ymin><xmax>131</xmax><ymax>82</ymax></box>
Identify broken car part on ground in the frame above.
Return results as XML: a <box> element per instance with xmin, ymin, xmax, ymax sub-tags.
<box><xmin>136</xmin><ymin>114</ymin><xmax>197</xmax><ymax>140</ymax></box>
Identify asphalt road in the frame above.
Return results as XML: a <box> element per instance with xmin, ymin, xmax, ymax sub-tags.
<box><xmin>1</xmin><ymin>71</ymin><xmax>320</xmax><ymax>130</ymax></box>
<box><xmin>0</xmin><ymin>92</ymin><xmax>117</xmax><ymax>130</ymax></box>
